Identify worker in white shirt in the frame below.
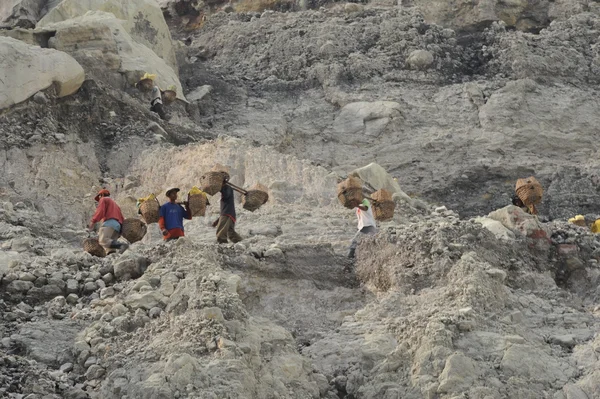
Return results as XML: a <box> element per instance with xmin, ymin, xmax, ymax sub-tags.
<box><xmin>348</xmin><ymin>198</ymin><xmax>377</xmax><ymax>259</ymax></box>
<box><xmin>149</xmin><ymin>85</ymin><xmax>167</xmax><ymax>120</ymax></box>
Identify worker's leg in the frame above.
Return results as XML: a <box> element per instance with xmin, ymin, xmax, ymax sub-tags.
<box><xmin>98</xmin><ymin>226</ymin><xmax>118</xmax><ymax>254</ymax></box>
<box><xmin>348</xmin><ymin>230</ymin><xmax>362</xmax><ymax>258</ymax></box>
<box><xmin>362</xmin><ymin>226</ymin><xmax>377</xmax><ymax>236</ymax></box>
<box><xmin>348</xmin><ymin>226</ymin><xmax>377</xmax><ymax>258</ymax></box>
<box><xmin>227</xmin><ymin>222</ymin><xmax>242</xmax><ymax>243</ymax></box>
<box><xmin>216</xmin><ymin>216</ymin><xmax>230</xmax><ymax>243</ymax></box>
<box><xmin>151</xmin><ymin>103</ymin><xmax>167</xmax><ymax>120</ymax></box>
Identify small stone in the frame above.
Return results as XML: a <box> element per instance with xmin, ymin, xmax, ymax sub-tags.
<box><xmin>132</xmin><ymin>280</ymin><xmax>151</xmax><ymax>291</ymax></box>
<box><xmin>149</xmin><ymin>307</ymin><xmax>162</xmax><ymax>318</ymax></box>
<box><xmin>550</xmin><ymin>334</ymin><xmax>576</xmax><ymax>348</ymax></box>
<box><xmin>83</xmin><ymin>282</ymin><xmax>97</xmax><ymax>294</ymax></box>
<box><xmin>16</xmin><ymin>302</ymin><xmax>33</xmax><ymax>313</ymax></box>
<box><xmin>84</xmin><ymin>356</ymin><xmax>97</xmax><ymax>368</ymax></box>
<box><xmin>111</xmin><ymin>303</ymin><xmax>128</xmax><ymax>317</ymax></box>
<box><xmin>100</xmin><ymin>287</ymin><xmax>115</xmax><ymax>299</ymax></box>
<box><xmin>66</xmin><ymin>279</ymin><xmax>79</xmax><ymax>294</ymax></box>
<box><xmin>33</xmin><ymin>92</ymin><xmax>49</xmax><ymax>104</ymax></box>
<box><xmin>66</xmin><ymin>293</ymin><xmax>79</xmax><ymax>304</ymax></box>
<box><xmin>41</xmin><ymin>284</ymin><xmax>64</xmax><ymax>297</ymax></box>
<box><xmin>34</xmin><ymin>276</ymin><xmax>48</xmax><ymax>287</ymax></box>
<box><xmin>8</xmin><ymin>280</ymin><xmax>34</xmax><ymax>293</ymax></box>
<box><xmin>102</xmin><ymin>273</ymin><xmax>114</xmax><ymax>284</ymax></box>
<box><xmin>18</xmin><ymin>272</ymin><xmax>36</xmax><ymax>282</ymax></box>
<box><xmin>485</xmin><ymin>268</ymin><xmax>507</xmax><ymax>282</ymax></box>
<box><xmin>264</xmin><ymin>247</ymin><xmax>285</xmax><ymax>261</ymax></box>
<box><xmin>459</xmin><ymin>307</ymin><xmax>473</xmax><ymax>316</ymax></box>
<box><xmin>60</xmin><ymin>363</ymin><xmax>74</xmax><ymax>373</ymax></box>
<box><xmin>96</xmin><ymin>279</ymin><xmax>106</xmax><ymax>289</ymax></box>
<box><xmin>85</xmin><ymin>365</ymin><xmax>105</xmax><ymax>380</ymax></box>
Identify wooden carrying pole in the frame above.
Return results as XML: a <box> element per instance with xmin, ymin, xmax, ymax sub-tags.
<box><xmin>225</xmin><ymin>181</ymin><xmax>248</xmax><ymax>195</ymax></box>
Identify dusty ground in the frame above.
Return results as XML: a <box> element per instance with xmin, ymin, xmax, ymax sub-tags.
<box><xmin>2</xmin><ymin>1</ymin><xmax>600</xmax><ymax>398</ymax></box>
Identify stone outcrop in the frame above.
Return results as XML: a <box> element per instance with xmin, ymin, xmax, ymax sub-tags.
<box><xmin>0</xmin><ymin>36</ymin><xmax>84</xmax><ymax>110</ymax></box>
<box><xmin>406</xmin><ymin>0</ymin><xmax>557</xmax><ymax>32</ymax></box>
<box><xmin>0</xmin><ymin>0</ymin><xmax>60</xmax><ymax>28</ymax></box>
<box><xmin>37</xmin><ymin>0</ymin><xmax>178</xmax><ymax>73</ymax></box>
<box><xmin>36</xmin><ymin>12</ymin><xmax>185</xmax><ymax>100</ymax></box>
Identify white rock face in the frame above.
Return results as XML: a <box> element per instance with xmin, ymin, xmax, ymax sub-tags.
<box><xmin>36</xmin><ymin>11</ymin><xmax>185</xmax><ymax>100</ymax></box>
<box><xmin>37</xmin><ymin>0</ymin><xmax>178</xmax><ymax>72</ymax></box>
<box><xmin>0</xmin><ymin>36</ymin><xmax>84</xmax><ymax>110</ymax></box>
<box><xmin>474</xmin><ymin>217</ymin><xmax>516</xmax><ymax>240</ymax></box>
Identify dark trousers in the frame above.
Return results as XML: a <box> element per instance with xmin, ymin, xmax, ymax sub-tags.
<box><xmin>216</xmin><ymin>216</ymin><xmax>242</xmax><ymax>243</ymax></box>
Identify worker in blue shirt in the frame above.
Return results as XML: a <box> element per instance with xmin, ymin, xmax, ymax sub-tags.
<box><xmin>159</xmin><ymin>188</ymin><xmax>191</xmax><ymax>241</ymax></box>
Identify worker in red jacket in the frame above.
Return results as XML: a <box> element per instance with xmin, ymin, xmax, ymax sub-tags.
<box><xmin>88</xmin><ymin>189</ymin><xmax>129</xmax><ymax>255</ymax></box>
<box><xmin>159</xmin><ymin>188</ymin><xmax>192</xmax><ymax>241</ymax></box>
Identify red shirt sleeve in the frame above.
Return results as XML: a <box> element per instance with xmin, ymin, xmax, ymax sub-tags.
<box><xmin>91</xmin><ymin>198</ymin><xmax>107</xmax><ymax>224</ymax></box>
<box><xmin>158</xmin><ymin>216</ymin><xmax>166</xmax><ymax>231</ymax></box>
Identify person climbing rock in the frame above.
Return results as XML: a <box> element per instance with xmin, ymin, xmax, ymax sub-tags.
<box><xmin>348</xmin><ymin>198</ymin><xmax>377</xmax><ymax>259</ymax></box>
<box><xmin>88</xmin><ymin>189</ymin><xmax>129</xmax><ymax>255</ymax></box>
<box><xmin>159</xmin><ymin>188</ymin><xmax>192</xmax><ymax>241</ymax></box>
<box><xmin>150</xmin><ymin>85</ymin><xmax>167</xmax><ymax>120</ymax></box>
<box><xmin>213</xmin><ymin>178</ymin><xmax>242</xmax><ymax>244</ymax></box>
<box><xmin>512</xmin><ymin>194</ymin><xmax>532</xmax><ymax>214</ymax></box>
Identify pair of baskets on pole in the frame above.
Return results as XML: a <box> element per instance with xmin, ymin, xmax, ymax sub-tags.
<box><xmin>337</xmin><ymin>176</ymin><xmax>396</xmax><ymax>221</ymax></box>
<box><xmin>198</xmin><ymin>166</ymin><xmax>269</xmax><ymax>212</ymax></box>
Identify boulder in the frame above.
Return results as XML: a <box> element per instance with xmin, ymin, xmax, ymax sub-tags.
<box><xmin>500</xmin><ymin>344</ymin><xmax>574</xmax><ymax>386</ymax></box>
<box><xmin>125</xmin><ymin>290</ymin><xmax>168</xmax><ymax>310</ymax></box>
<box><xmin>351</xmin><ymin>163</ymin><xmax>403</xmax><ymax>194</ymax></box>
<box><xmin>487</xmin><ymin>206</ymin><xmax>550</xmax><ymax>243</ymax></box>
<box><xmin>37</xmin><ymin>0</ymin><xmax>178</xmax><ymax>73</ymax></box>
<box><xmin>113</xmin><ymin>252</ymin><xmax>149</xmax><ymax>281</ymax></box>
<box><xmin>0</xmin><ymin>36</ymin><xmax>84</xmax><ymax>110</ymax></box>
<box><xmin>437</xmin><ymin>353</ymin><xmax>476</xmax><ymax>393</ymax></box>
<box><xmin>409</xmin><ymin>0</ymin><xmax>550</xmax><ymax>32</ymax></box>
<box><xmin>474</xmin><ymin>217</ymin><xmax>515</xmax><ymax>240</ymax></box>
<box><xmin>407</xmin><ymin>49</ymin><xmax>434</xmax><ymax>70</ymax></box>
<box><xmin>36</xmin><ymin>12</ymin><xmax>185</xmax><ymax>100</ymax></box>
<box><xmin>333</xmin><ymin>101</ymin><xmax>403</xmax><ymax>139</ymax></box>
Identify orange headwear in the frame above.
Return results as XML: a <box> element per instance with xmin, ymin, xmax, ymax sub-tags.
<box><xmin>94</xmin><ymin>189</ymin><xmax>110</xmax><ymax>202</ymax></box>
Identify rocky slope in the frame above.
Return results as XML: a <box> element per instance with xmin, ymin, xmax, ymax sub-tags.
<box><xmin>175</xmin><ymin>4</ymin><xmax>600</xmax><ymax>219</ymax></box>
<box><xmin>2</xmin><ymin>1</ymin><xmax>600</xmax><ymax>398</ymax></box>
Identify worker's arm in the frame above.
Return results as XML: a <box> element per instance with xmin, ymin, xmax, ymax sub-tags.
<box><xmin>182</xmin><ymin>203</ymin><xmax>192</xmax><ymax>220</ymax></box>
<box><xmin>89</xmin><ymin>198</ymin><xmax>106</xmax><ymax>229</ymax></box>
<box><xmin>158</xmin><ymin>206</ymin><xmax>168</xmax><ymax>236</ymax></box>
<box><xmin>357</xmin><ymin>199</ymin><xmax>370</xmax><ymax>212</ymax></box>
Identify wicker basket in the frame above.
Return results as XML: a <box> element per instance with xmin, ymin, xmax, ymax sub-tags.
<box><xmin>371</xmin><ymin>189</ymin><xmax>393</xmax><ymax>202</ymax></box>
<box><xmin>200</xmin><ymin>171</ymin><xmax>229</xmax><ymax>196</ymax></box>
<box><xmin>120</xmin><ymin>219</ymin><xmax>147</xmax><ymax>244</ymax></box>
<box><xmin>337</xmin><ymin>176</ymin><xmax>363</xmax><ymax>209</ymax></box>
<box><xmin>188</xmin><ymin>192</ymin><xmax>208</xmax><ymax>216</ymax></box>
<box><xmin>515</xmin><ymin>177</ymin><xmax>543</xmax><ymax>206</ymax></box>
<box><xmin>137</xmin><ymin>78</ymin><xmax>154</xmax><ymax>92</ymax></box>
<box><xmin>83</xmin><ymin>238</ymin><xmax>105</xmax><ymax>258</ymax></box>
<box><xmin>162</xmin><ymin>90</ymin><xmax>177</xmax><ymax>105</ymax></box>
<box><xmin>243</xmin><ymin>183</ymin><xmax>269</xmax><ymax>212</ymax></box>
<box><xmin>140</xmin><ymin>197</ymin><xmax>160</xmax><ymax>224</ymax></box>
<box><xmin>373</xmin><ymin>200</ymin><xmax>395</xmax><ymax>221</ymax></box>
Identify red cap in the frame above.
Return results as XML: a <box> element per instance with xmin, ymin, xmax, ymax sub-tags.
<box><xmin>94</xmin><ymin>189</ymin><xmax>110</xmax><ymax>202</ymax></box>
